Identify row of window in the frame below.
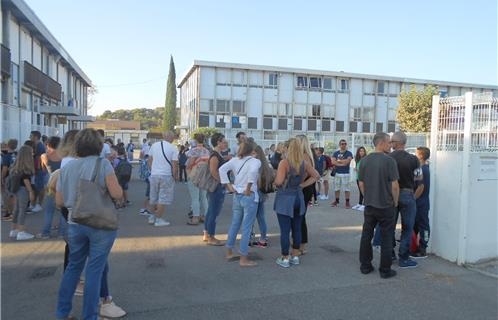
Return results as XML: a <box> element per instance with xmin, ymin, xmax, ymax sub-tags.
<box><xmin>198</xmin><ymin>113</ymin><xmax>396</xmax><ymax>133</ymax></box>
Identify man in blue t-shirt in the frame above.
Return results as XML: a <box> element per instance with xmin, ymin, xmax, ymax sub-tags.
<box><xmin>413</xmin><ymin>147</ymin><xmax>431</xmax><ymax>258</ymax></box>
<box><xmin>331</xmin><ymin>139</ymin><xmax>353</xmax><ymax>208</ymax></box>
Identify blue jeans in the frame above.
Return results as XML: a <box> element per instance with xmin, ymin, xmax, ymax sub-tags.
<box><xmin>205</xmin><ymin>184</ymin><xmax>225</xmax><ymax>236</ymax></box>
<box><xmin>56</xmin><ymin>224</ymin><xmax>117</xmax><ymax>320</ymax></box>
<box><xmin>226</xmin><ymin>193</ymin><xmax>258</xmax><ymax>256</ymax></box>
<box><xmin>42</xmin><ymin>195</ymin><xmax>66</xmax><ymax>237</ymax></box>
<box><xmin>255</xmin><ymin>194</ymin><xmax>268</xmax><ymax>240</ymax></box>
<box><xmin>276</xmin><ymin>197</ymin><xmax>302</xmax><ymax>256</ymax></box>
<box><xmin>397</xmin><ymin>191</ymin><xmax>417</xmax><ymax>260</ymax></box>
<box><xmin>187</xmin><ymin>180</ymin><xmax>208</xmax><ymax>217</ymax></box>
<box><xmin>415</xmin><ymin>202</ymin><xmax>430</xmax><ymax>249</ymax></box>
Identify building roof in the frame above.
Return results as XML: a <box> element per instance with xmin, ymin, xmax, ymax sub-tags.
<box><xmin>178</xmin><ymin>60</ymin><xmax>498</xmax><ymax>90</ymax></box>
<box><xmin>87</xmin><ymin>120</ymin><xmax>141</xmax><ymax>130</ymax></box>
<box><xmin>3</xmin><ymin>0</ymin><xmax>93</xmax><ymax>86</ymax></box>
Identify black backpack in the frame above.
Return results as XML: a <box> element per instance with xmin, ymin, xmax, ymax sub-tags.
<box><xmin>115</xmin><ymin>159</ymin><xmax>132</xmax><ymax>184</ymax></box>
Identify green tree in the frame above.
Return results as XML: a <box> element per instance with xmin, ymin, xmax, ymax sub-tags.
<box><xmin>396</xmin><ymin>84</ymin><xmax>438</xmax><ymax>132</ymax></box>
<box><xmin>163</xmin><ymin>56</ymin><xmax>177</xmax><ymax>131</ymax></box>
<box><xmin>190</xmin><ymin>127</ymin><xmax>219</xmax><ymax>139</ymax></box>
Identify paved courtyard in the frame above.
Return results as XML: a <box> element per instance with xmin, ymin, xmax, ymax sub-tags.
<box><xmin>2</xmin><ymin>180</ymin><xmax>497</xmax><ymax>319</ymax></box>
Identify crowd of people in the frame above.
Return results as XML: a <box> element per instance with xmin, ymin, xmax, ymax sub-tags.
<box><xmin>0</xmin><ymin>128</ymin><xmax>431</xmax><ymax>319</ymax></box>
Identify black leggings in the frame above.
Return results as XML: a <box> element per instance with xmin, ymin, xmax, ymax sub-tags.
<box><xmin>356</xmin><ymin>180</ymin><xmax>364</xmax><ymax>205</ymax></box>
<box><xmin>179</xmin><ymin>166</ymin><xmax>187</xmax><ymax>182</ymax></box>
<box><xmin>301</xmin><ymin>185</ymin><xmax>315</xmax><ymax>244</ymax></box>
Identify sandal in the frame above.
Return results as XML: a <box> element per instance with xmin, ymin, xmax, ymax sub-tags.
<box><xmin>199</xmin><ymin>215</ymin><xmax>205</xmax><ymax>223</ymax></box>
<box><xmin>207</xmin><ymin>239</ymin><xmax>225</xmax><ymax>246</ymax></box>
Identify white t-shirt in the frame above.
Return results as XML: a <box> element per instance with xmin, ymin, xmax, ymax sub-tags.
<box><xmin>100</xmin><ymin>143</ymin><xmax>111</xmax><ymax>158</ymax></box>
<box><xmin>149</xmin><ymin>141</ymin><xmax>179</xmax><ymax>176</ymax></box>
<box><xmin>141</xmin><ymin>143</ymin><xmax>150</xmax><ymax>156</ymax></box>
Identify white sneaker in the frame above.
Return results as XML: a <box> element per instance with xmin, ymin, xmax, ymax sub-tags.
<box><xmin>323</xmin><ymin>195</ymin><xmax>329</xmax><ymax>200</ymax></box>
<box><xmin>100</xmin><ymin>299</ymin><xmax>126</xmax><ymax>318</ymax></box>
<box><xmin>139</xmin><ymin>208</ymin><xmax>149</xmax><ymax>216</ymax></box>
<box><xmin>148</xmin><ymin>215</ymin><xmax>156</xmax><ymax>225</ymax></box>
<box><xmin>358</xmin><ymin>205</ymin><xmax>365</xmax><ymax>212</ymax></box>
<box><xmin>289</xmin><ymin>256</ymin><xmax>300</xmax><ymax>265</ymax></box>
<box><xmin>154</xmin><ymin>218</ymin><xmax>170</xmax><ymax>227</ymax></box>
<box><xmin>16</xmin><ymin>231</ymin><xmax>35</xmax><ymax>241</ymax></box>
<box><xmin>32</xmin><ymin>204</ymin><xmax>43</xmax><ymax>213</ymax></box>
<box><xmin>9</xmin><ymin>230</ymin><xmax>18</xmax><ymax>238</ymax></box>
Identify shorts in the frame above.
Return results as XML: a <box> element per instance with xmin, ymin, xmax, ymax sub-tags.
<box><xmin>145</xmin><ymin>179</ymin><xmax>150</xmax><ymax>199</ymax></box>
<box><xmin>119</xmin><ymin>181</ymin><xmax>129</xmax><ymax>191</ymax></box>
<box><xmin>334</xmin><ymin>173</ymin><xmax>351</xmax><ymax>192</ymax></box>
<box><xmin>34</xmin><ymin>172</ymin><xmax>47</xmax><ymax>193</ymax></box>
<box><xmin>149</xmin><ymin>175</ymin><xmax>175</xmax><ymax>205</ymax></box>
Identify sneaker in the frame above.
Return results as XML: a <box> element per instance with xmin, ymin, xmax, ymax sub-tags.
<box><xmin>276</xmin><ymin>257</ymin><xmax>290</xmax><ymax>268</ymax></box>
<box><xmin>154</xmin><ymin>218</ymin><xmax>170</xmax><ymax>227</ymax></box>
<box><xmin>9</xmin><ymin>230</ymin><xmax>18</xmax><ymax>238</ymax></box>
<box><xmin>32</xmin><ymin>204</ymin><xmax>43</xmax><ymax>213</ymax></box>
<box><xmin>16</xmin><ymin>231</ymin><xmax>35</xmax><ymax>241</ymax></box>
<box><xmin>126</xmin><ymin>200</ymin><xmax>132</xmax><ymax>206</ymax></box>
<box><xmin>352</xmin><ymin>204</ymin><xmax>360</xmax><ymax>210</ymax></box>
<box><xmin>360</xmin><ymin>265</ymin><xmax>374</xmax><ymax>274</ymax></box>
<box><xmin>139</xmin><ymin>208</ymin><xmax>149</xmax><ymax>216</ymax></box>
<box><xmin>313</xmin><ymin>200</ymin><xmax>319</xmax><ymax>206</ymax></box>
<box><xmin>399</xmin><ymin>258</ymin><xmax>418</xmax><ymax>268</ymax></box>
<box><xmin>148</xmin><ymin>215</ymin><xmax>156</xmax><ymax>225</ymax></box>
<box><xmin>254</xmin><ymin>241</ymin><xmax>268</xmax><ymax>248</ymax></box>
<box><xmin>380</xmin><ymin>269</ymin><xmax>397</xmax><ymax>279</ymax></box>
<box><xmin>36</xmin><ymin>233</ymin><xmax>50</xmax><ymax>240</ymax></box>
<box><xmin>323</xmin><ymin>195</ymin><xmax>329</xmax><ymax>200</ymax></box>
<box><xmin>358</xmin><ymin>205</ymin><xmax>365</xmax><ymax>212</ymax></box>
<box><xmin>289</xmin><ymin>256</ymin><xmax>300</xmax><ymax>265</ymax></box>
<box><xmin>410</xmin><ymin>248</ymin><xmax>428</xmax><ymax>259</ymax></box>
<box><xmin>74</xmin><ymin>281</ymin><xmax>84</xmax><ymax>296</ymax></box>
<box><xmin>100</xmin><ymin>299</ymin><xmax>127</xmax><ymax>318</ymax></box>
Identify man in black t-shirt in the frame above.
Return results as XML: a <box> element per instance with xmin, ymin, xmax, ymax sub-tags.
<box><xmin>389</xmin><ymin>132</ymin><xmax>423</xmax><ymax>269</ymax></box>
<box><xmin>358</xmin><ymin>132</ymin><xmax>399</xmax><ymax>279</ymax></box>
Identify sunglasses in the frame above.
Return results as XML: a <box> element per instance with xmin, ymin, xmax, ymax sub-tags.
<box><xmin>340</xmin><ymin>143</ymin><xmax>347</xmax><ymax>145</ymax></box>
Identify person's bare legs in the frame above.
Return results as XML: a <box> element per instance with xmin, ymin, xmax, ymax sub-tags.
<box><xmin>323</xmin><ymin>180</ymin><xmax>329</xmax><ymax>198</ymax></box>
<box><xmin>155</xmin><ymin>204</ymin><xmax>165</xmax><ymax>219</ymax></box>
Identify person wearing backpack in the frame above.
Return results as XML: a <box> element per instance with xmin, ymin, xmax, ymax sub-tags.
<box><xmin>8</xmin><ymin>145</ymin><xmax>36</xmax><ymax>240</ymax></box>
<box><xmin>186</xmin><ymin>134</ymin><xmax>210</xmax><ymax>225</ymax></box>
<box><xmin>114</xmin><ymin>146</ymin><xmax>132</xmax><ymax>208</ymax></box>
<box><xmin>203</xmin><ymin>133</ymin><xmax>228</xmax><ymax>245</ymax></box>
<box><xmin>1</xmin><ymin>139</ymin><xmax>18</xmax><ymax>221</ymax></box>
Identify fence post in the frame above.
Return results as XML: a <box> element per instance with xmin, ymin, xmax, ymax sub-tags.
<box><xmin>428</xmin><ymin>95</ymin><xmax>440</xmax><ymax>254</ymax></box>
<box><xmin>457</xmin><ymin>92</ymin><xmax>473</xmax><ymax>265</ymax></box>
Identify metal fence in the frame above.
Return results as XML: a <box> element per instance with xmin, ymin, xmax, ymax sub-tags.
<box><xmin>435</xmin><ymin>92</ymin><xmax>498</xmax><ymax>153</ymax></box>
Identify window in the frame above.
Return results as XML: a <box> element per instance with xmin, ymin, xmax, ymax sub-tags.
<box><xmin>200</xmin><ymin>99</ymin><xmax>213</xmax><ymax>112</ymax></box>
<box><xmin>388</xmin><ymin>121</ymin><xmax>396</xmax><ymax>133</ymax></box>
<box><xmin>349</xmin><ymin>121</ymin><xmax>358</xmax><ymax>132</ymax></box>
<box><xmin>376</xmin><ymin>122</ymin><xmax>384</xmax><ymax>132</ymax></box>
<box><xmin>264</xmin><ymin>131</ymin><xmax>276</xmax><ymax>140</ymax></box>
<box><xmin>340</xmin><ymin>79</ymin><xmax>349</xmax><ymax>91</ymax></box>
<box><xmin>312</xmin><ymin>104</ymin><xmax>321</xmax><ymax>117</ymax></box>
<box><xmin>278</xmin><ymin>118</ymin><xmax>287</xmax><ymax>130</ymax></box>
<box><xmin>439</xmin><ymin>90</ymin><xmax>448</xmax><ymax>98</ymax></box>
<box><xmin>232</xmin><ymin>116</ymin><xmax>242</xmax><ymax>129</ymax></box>
<box><xmin>309</xmin><ymin>77</ymin><xmax>322</xmax><ymax>89</ymax></box>
<box><xmin>278</xmin><ymin>103</ymin><xmax>290</xmax><ymax>115</ymax></box>
<box><xmin>308</xmin><ymin>119</ymin><xmax>317</xmax><ymax>131</ymax></box>
<box><xmin>352</xmin><ymin>107</ymin><xmax>361</xmax><ymax>121</ymax></box>
<box><xmin>199</xmin><ymin>114</ymin><xmax>209</xmax><ymax>127</ymax></box>
<box><xmin>323</xmin><ymin>77</ymin><xmax>333</xmax><ymax>91</ymax></box>
<box><xmin>12</xmin><ymin>63</ymin><xmax>19</xmax><ymax>106</ymax></box>
<box><xmin>232</xmin><ymin>100</ymin><xmax>246</xmax><ymax>113</ymax></box>
<box><xmin>248</xmin><ymin>117</ymin><xmax>258</xmax><ymax>129</ymax></box>
<box><xmin>263</xmin><ymin>117</ymin><xmax>273</xmax><ymax>129</ymax></box>
<box><xmin>322</xmin><ymin>120</ymin><xmax>331</xmax><ymax>131</ymax></box>
<box><xmin>269</xmin><ymin>73</ymin><xmax>278</xmax><ymax>87</ymax></box>
<box><xmin>216</xmin><ymin>99</ymin><xmax>230</xmax><ymax>113</ymax></box>
<box><xmin>336</xmin><ymin>121</ymin><xmax>344</xmax><ymax>132</ymax></box>
<box><xmin>297</xmin><ymin>76</ymin><xmax>308</xmax><ymax>88</ymax></box>
<box><xmin>362</xmin><ymin>122</ymin><xmax>371</xmax><ymax>133</ymax></box>
<box><xmin>377</xmin><ymin>81</ymin><xmax>385</xmax><ymax>94</ymax></box>
<box><xmin>294</xmin><ymin>118</ymin><xmax>302</xmax><ymax>130</ymax></box>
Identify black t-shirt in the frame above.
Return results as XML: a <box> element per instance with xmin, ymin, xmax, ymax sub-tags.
<box><xmin>359</xmin><ymin>152</ymin><xmax>399</xmax><ymax>209</ymax></box>
<box><xmin>389</xmin><ymin>150</ymin><xmax>421</xmax><ymax>190</ymax></box>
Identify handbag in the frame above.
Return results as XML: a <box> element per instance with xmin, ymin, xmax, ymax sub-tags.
<box><xmin>72</xmin><ymin>158</ymin><xmax>119</xmax><ymax>230</ymax></box>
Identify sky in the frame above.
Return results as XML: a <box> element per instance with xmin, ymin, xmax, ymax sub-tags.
<box><xmin>25</xmin><ymin>0</ymin><xmax>498</xmax><ymax>116</ymax></box>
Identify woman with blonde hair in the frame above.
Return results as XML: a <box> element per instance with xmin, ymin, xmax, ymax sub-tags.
<box><xmin>9</xmin><ymin>145</ymin><xmax>36</xmax><ymax>240</ymax></box>
<box><xmin>251</xmin><ymin>145</ymin><xmax>273</xmax><ymax>247</ymax></box>
<box><xmin>273</xmin><ymin>138</ymin><xmax>319</xmax><ymax>267</ymax></box>
<box><xmin>295</xmin><ymin>135</ymin><xmax>315</xmax><ymax>254</ymax></box>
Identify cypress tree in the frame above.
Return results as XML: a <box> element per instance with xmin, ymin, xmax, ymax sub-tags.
<box><xmin>163</xmin><ymin>56</ymin><xmax>177</xmax><ymax>131</ymax></box>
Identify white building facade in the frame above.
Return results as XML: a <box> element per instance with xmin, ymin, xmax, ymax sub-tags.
<box><xmin>0</xmin><ymin>0</ymin><xmax>93</xmax><ymax>143</ymax></box>
<box><xmin>178</xmin><ymin>60</ymin><xmax>498</xmax><ymax>146</ymax></box>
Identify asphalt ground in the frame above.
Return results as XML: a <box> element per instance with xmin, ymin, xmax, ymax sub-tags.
<box><xmin>2</xmin><ymin>180</ymin><xmax>497</xmax><ymax>320</ymax></box>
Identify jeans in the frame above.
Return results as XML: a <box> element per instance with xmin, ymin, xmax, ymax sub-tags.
<box><xmin>179</xmin><ymin>165</ymin><xmax>187</xmax><ymax>182</ymax></box>
<box><xmin>396</xmin><ymin>191</ymin><xmax>417</xmax><ymax>260</ymax></box>
<box><xmin>205</xmin><ymin>184</ymin><xmax>225</xmax><ymax>236</ymax></box>
<box><xmin>13</xmin><ymin>187</ymin><xmax>29</xmax><ymax>226</ymax></box>
<box><xmin>41</xmin><ymin>194</ymin><xmax>66</xmax><ymax>237</ymax></box>
<box><xmin>56</xmin><ymin>224</ymin><xmax>117</xmax><ymax>320</ymax></box>
<box><xmin>359</xmin><ymin>206</ymin><xmax>395</xmax><ymax>272</ymax></box>
<box><xmin>226</xmin><ymin>193</ymin><xmax>258</xmax><ymax>256</ymax></box>
<box><xmin>415</xmin><ymin>202</ymin><xmax>430</xmax><ymax>249</ymax></box>
<box><xmin>187</xmin><ymin>180</ymin><xmax>207</xmax><ymax>217</ymax></box>
<box><xmin>254</xmin><ymin>193</ymin><xmax>268</xmax><ymax>240</ymax></box>
<box><xmin>276</xmin><ymin>196</ymin><xmax>302</xmax><ymax>256</ymax></box>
